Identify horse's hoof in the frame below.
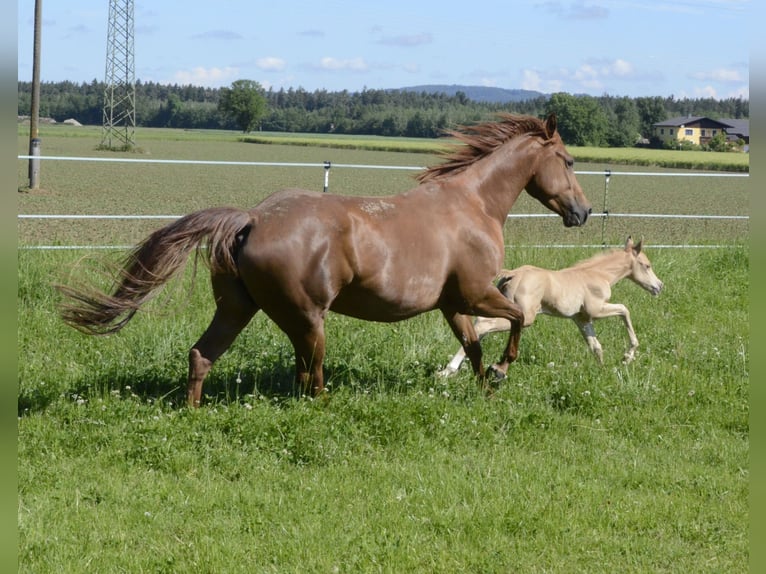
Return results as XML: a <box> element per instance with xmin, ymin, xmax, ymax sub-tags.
<box><xmin>487</xmin><ymin>365</ymin><xmax>506</xmax><ymax>382</ymax></box>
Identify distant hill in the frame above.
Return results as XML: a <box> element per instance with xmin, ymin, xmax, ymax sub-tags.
<box><xmin>396</xmin><ymin>84</ymin><xmax>546</xmax><ymax>103</ymax></box>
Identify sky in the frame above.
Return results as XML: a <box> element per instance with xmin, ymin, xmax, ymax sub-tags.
<box><xmin>17</xmin><ymin>0</ymin><xmax>754</xmax><ymax>100</ymax></box>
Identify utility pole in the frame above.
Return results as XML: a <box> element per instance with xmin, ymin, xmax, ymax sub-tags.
<box><xmin>101</xmin><ymin>0</ymin><xmax>136</xmax><ymax>150</ymax></box>
<box><xmin>28</xmin><ymin>0</ymin><xmax>42</xmax><ymax>189</ymax></box>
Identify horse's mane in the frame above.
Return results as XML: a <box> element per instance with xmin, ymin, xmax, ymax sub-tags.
<box><xmin>417</xmin><ymin>113</ymin><xmax>551</xmax><ymax>183</ymax></box>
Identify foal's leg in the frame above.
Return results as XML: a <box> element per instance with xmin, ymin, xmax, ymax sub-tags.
<box><xmin>573</xmin><ymin>316</ymin><xmax>604</xmax><ymax>364</ymax></box>
<box><xmin>584</xmin><ymin>303</ymin><xmax>639</xmax><ymax>363</ymax></box>
<box><xmin>187</xmin><ymin>275</ymin><xmax>258</xmax><ymax>407</ymax></box>
<box><xmin>441</xmin><ymin>311</ymin><xmax>485</xmax><ymax>379</ymax></box>
<box><xmin>604</xmin><ymin>303</ymin><xmax>639</xmax><ymax>363</ymax></box>
<box><xmin>438</xmin><ymin>316</ymin><xmax>512</xmax><ymax>376</ymax></box>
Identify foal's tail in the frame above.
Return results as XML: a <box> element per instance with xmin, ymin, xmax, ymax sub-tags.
<box><xmin>58</xmin><ymin>207</ymin><xmax>252</xmax><ymax>335</ymax></box>
<box><xmin>495</xmin><ymin>269</ymin><xmax>516</xmax><ymax>295</ymax></box>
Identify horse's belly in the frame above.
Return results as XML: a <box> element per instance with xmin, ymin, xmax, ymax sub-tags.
<box><xmin>330</xmin><ymin>284</ymin><xmax>440</xmax><ymax>322</ymax></box>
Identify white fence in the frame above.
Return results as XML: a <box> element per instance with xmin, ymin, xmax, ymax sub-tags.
<box><xmin>18</xmin><ymin>155</ymin><xmax>749</xmax><ymax>250</ymax></box>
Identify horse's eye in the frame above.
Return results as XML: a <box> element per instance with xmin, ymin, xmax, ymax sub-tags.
<box><xmin>565</xmin><ymin>157</ymin><xmax>574</xmax><ymax>168</ymax></box>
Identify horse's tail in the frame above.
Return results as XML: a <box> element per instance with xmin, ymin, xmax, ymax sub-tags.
<box><xmin>58</xmin><ymin>207</ymin><xmax>252</xmax><ymax>335</ymax></box>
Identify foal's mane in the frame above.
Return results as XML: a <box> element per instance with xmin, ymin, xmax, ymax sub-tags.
<box><xmin>570</xmin><ymin>248</ymin><xmax>631</xmax><ymax>273</ymax></box>
<box><xmin>417</xmin><ymin>113</ymin><xmax>551</xmax><ymax>183</ymax></box>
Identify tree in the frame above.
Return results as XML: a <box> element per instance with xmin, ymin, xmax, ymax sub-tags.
<box><xmin>635</xmin><ymin>96</ymin><xmax>666</xmax><ymax>140</ymax></box>
<box><xmin>545</xmin><ymin>93</ymin><xmax>609</xmax><ymax>146</ymax></box>
<box><xmin>606</xmin><ymin>97</ymin><xmax>640</xmax><ymax>147</ymax></box>
<box><xmin>218</xmin><ymin>80</ymin><xmax>267</xmax><ymax>133</ymax></box>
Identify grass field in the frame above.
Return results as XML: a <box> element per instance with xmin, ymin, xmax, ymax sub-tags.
<box><xmin>17</xmin><ymin>127</ymin><xmax>749</xmax><ymax>572</ymax></box>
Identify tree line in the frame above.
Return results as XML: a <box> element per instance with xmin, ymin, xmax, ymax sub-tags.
<box><xmin>17</xmin><ymin>79</ymin><xmax>749</xmax><ymax>147</ymax></box>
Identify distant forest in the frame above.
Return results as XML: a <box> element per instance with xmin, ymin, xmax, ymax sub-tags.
<box><xmin>18</xmin><ymin>80</ymin><xmax>749</xmax><ymax>147</ymax></box>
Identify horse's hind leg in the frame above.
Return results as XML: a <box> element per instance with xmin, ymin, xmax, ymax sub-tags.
<box><xmin>187</xmin><ymin>275</ymin><xmax>258</xmax><ymax>407</ymax></box>
<box><xmin>282</xmin><ymin>320</ymin><xmax>326</xmax><ymax>397</ymax></box>
<box><xmin>263</xmin><ymin>305</ymin><xmax>327</xmax><ymax>396</ymax></box>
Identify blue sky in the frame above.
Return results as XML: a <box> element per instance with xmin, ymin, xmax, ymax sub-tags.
<box><xmin>17</xmin><ymin>0</ymin><xmax>752</xmax><ymax>99</ymax></box>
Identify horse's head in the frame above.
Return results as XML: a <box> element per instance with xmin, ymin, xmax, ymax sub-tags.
<box><xmin>524</xmin><ymin>113</ymin><xmax>592</xmax><ymax>228</ymax></box>
<box><xmin>626</xmin><ymin>236</ymin><xmax>663</xmax><ymax>296</ymax></box>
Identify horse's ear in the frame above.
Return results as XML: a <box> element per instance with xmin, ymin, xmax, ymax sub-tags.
<box><xmin>624</xmin><ymin>235</ymin><xmax>633</xmax><ymax>251</ymax></box>
<box><xmin>544</xmin><ymin>113</ymin><xmax>557</xmax><ymax>138</ymax></box>
<box><xmin>634</xmin><ymin>236</ymin><xmax>644</xmax><ymax>254</ymax></box>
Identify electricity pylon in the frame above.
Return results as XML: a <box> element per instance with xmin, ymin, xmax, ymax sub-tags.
<box><xmin>101</xmin><ymin>0</ymin><xmax>136</xmax><ymax>150</ymax></box>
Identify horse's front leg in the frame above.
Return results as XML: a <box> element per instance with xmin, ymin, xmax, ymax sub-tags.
<box><xmin>438</xmin><ymin>316</ymin><xmax>512</xmax><ymax>377</ymax></box>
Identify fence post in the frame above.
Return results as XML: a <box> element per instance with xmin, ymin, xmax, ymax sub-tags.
<box><xmin>323</xmin><ymin>161</ymin><xmax>331</xmax><ymax>192</ymax></box>
<box><xmin>28</xmin><ymin>138</ymin><xmax>42</xmax><ymax>190</ymax></box>
<box><xmin>600</xmin><ymin>168</ymin><xmax>611</xmax><ymax>247</ymax></box>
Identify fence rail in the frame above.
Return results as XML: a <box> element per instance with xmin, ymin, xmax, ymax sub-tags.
<box><xmin>18</xmin><ymin>155</ymin><xmax>749</xmax><ymax>250</ymax></box>
<box><xmin>16</xmin><ymin>154</ymin><xmax>752</xmax><ymax>178</ymax></box>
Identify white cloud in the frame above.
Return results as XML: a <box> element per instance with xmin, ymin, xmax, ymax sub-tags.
<box><xmin>693</xmin><ymin>85</ymin><xmax>719</xmax><ymax>98</ymax></box>
<box><xmin>171</xmin><ymin>66</ymin><xmax>239</xmax><ymax>87</ymax></box>
<box><xmin>256</xmin><ymin>57</ymin><xmax>286</xmax><ymax>72</ymax></box>
<box><xmin>691</xmin><ymin>67</ymin><xmax>745</xmax><ymax>83</ymax></box>
<box><xmin>319</xmin><ymin>57</ymin><xmax>368</xmax><ymax>72</ymax></box>
<box><xmin>521</xmin><ymin>69</ymin><xmax>563</xmax><ymax>93</ymax></box>
<box><xmin>190</xmin><ymin>30</ymin><xmax>243</xmax><ymax>41</ymax></box>
<box><xmin>610</xmin><ymin>58</ymin><xmax>634</xmax><ymax>76</ymax></box>
<box><xmin>522</xmin><ymin>58</ymin><xmax>640</xmax><ymax>94</ymax></box>
<box><xmin>521</xmin><ymin>69</ymin><xmax>542</xmax><ymax>91</ymax></box>
<box><xmin>693</xmin><ymin>83</ymin><xmax>749</xmax><ymax>100</ymax></box>
<box><xmin>377</xmin><ymin>33</ymin><xmax>433</xmax><ymax>47</ymax></box>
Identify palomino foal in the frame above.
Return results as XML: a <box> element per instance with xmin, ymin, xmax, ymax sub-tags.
<box><xmin>439</xmin><ymin>237</ymin><xmax>663</xmax><ymax>375</ymax></box>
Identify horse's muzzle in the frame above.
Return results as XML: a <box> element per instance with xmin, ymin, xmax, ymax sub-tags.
<box><xmin>563</xmin><ymin>207</ymin><xmax>591</xmax><ymax>227</ymax></box>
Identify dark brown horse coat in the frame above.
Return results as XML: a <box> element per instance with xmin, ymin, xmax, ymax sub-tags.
<box><xmin>59</xmin><ymin>113</ymin><xmax>591</xmax><ymax>406</ymax></box>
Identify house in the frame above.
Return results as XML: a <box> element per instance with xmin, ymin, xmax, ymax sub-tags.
<box><xmin>653</xmin><ymin>116</ymin><xmax>749</xmax><ymax>147</ymax></box>
<box><xmin>719</xmin><ymin>118</ymin><xmax>749</xmax><ymax>145</ymax></box>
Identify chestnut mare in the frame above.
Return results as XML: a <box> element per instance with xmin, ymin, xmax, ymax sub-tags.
<box><xmin>59</xmin><ymin>113</ymin><xmax>591</xmax><ymax>406</ymax></box>
<box><xmin>438</xmin><ymin>237</ymin><xmax>663</xmax><ymax>376</ymax></box>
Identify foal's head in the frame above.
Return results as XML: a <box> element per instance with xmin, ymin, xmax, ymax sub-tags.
<box><xmin>626</xmin><ymin>236</ymin><xmax>663</xmax><ymax>296</ymax></box>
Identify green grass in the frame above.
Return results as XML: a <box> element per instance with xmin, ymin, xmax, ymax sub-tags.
<box><xmin>569</xmin><ymin>145</ymin><xmax>749</xmax><ymax>172</ymax></box>
<box><xmin>18</xmin><ymin>244</ymin><xmax>748</xmax><ymax>572</ymax></box>
<box><xmin>17</xmin><ymin>128</ymin><xmax>749</xmax><ymax>572</ymax></box>
<box><xmin>16</xmin><ymin>130</ymin><xmax>749</xmax><ymax>248</ymax></box>
<box><xmin>19</xmin><ymin>124</ymin><xmax>749</xmax><ymax>171</ymax></box>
